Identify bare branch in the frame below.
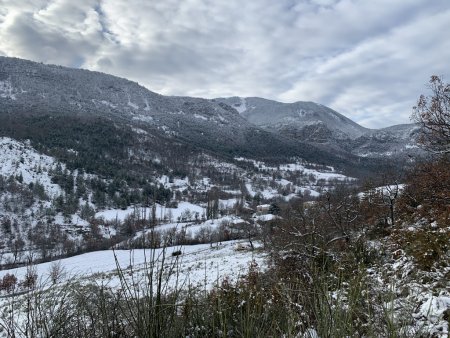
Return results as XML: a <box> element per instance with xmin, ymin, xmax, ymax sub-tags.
<box><xmin>412</xmin><ymin>76</ymin><xmax>450</xmax><ymax>154</ymax></box>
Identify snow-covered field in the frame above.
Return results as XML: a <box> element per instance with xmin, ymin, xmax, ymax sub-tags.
<box><xmin>0</xmin><ymin>240</ymin><xmax>267</xmax><ymax>338</ymax></box>
<box><xmin>0</xmin><ymin>240</ymin><xmax>266</xmax><ymax>293</ymax></box>
<box><xmin>234</xmin><ymin>157</ymin><xmax>354</xmax><ymax>200</ymax></box>
<box><xmin>95</xmin><ymin>201</ymin><xmax>206</xmax><ymax>223</ymax></box>
<box><xmin>125</xmin><ymin>214</ymin><xmax>249</xmax><ymax>247</ymax></box>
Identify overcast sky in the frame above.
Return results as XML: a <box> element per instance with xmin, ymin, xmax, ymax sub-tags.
<box><xmin>1</xmin><ymin>0</ymin><xmax>449</xmax><ymax>128</ymax></box>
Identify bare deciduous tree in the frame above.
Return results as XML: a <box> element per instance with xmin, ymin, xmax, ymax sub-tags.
<box><xmin>412</xmin><ymin>75</ymin><xmax>450</xmax><ymax>154</ymax></box>
<box><xmin>49</xmin><ymin>260</ymin><xmax>66</xmax><ymax>284</ymax></box>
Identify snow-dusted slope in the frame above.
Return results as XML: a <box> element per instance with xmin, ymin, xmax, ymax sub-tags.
<box><xmin>350</xmin><ymin>123</ymin><xmax>421</xmax><ymax>157</ymax></box>
<box><xmin>0</xmin><ymin>137</ymin><xmax>61</xmax><ymax>197</ymax></box>
<box><xmin>0</xmin><ymin>56</ymin><xmax>341</xmax><ymax>165</ymax></box>
<box><xmin>216</xmin><ymin>97</ymin><xmax>421</xmax><ymax>158</ymax></box>
<box><xmin>1</xmin><ymin>55</ymin><xmax>419</xmax><ymax>171</ymax></box>
<box><xmin>216</xmin><ymin>97</ymin><xmax>368</xmax><ymax>139</ymax></box>
<box><xmin>0</xmin><ymin>240</ymin><xmax>266</xmax><ymax>292</ymax></box>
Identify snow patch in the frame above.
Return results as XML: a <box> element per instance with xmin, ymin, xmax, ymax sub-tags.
<box><xmin>95</xmin><ymin>201</ymin><xmax>206</xmax><ymax>223</ymax></box>
<box><xmin>127</xmin><ymin>101</ymin><xmax>139</xmax><ymax>109</ymax></box>
<box><xmin>132</xmin><ymin>114</ymin><xmax>153</xmax><ymax>123</ymax></box>
<box><xmin>144</xmin><ymin>98</ymin><xmax>151</xmax><ymax>111</ymax></box>
<box><xmin>234</xmin><ymin>97</ymin><xmax>247</xmax><ymax>113</ymax></box>
<box><xmin>0</xmin><ymin>137</ymin><xmax>62</xmax><ymax>197</ymax></box>
<box><xmin>132</xmin><ymin>127</ymin><xmax>148</xmax><ymax>135</ymax></box>
<box><xmin>0</xmin><ymin>80</ymin><xmax>16</xmax><ymax>100</ymax></box>
<box><xmin>194</xmin><ymin>114</ymin><xmax>208</xmax><ymax>121</ymax></box>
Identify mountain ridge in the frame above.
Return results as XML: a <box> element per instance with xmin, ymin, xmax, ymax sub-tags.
<box><xmin>215</xmin><ymin>96</ymin><xmax>419</xmax><ymax>158</ymax></box>
<box><xmin>0</xmin><ymin>56</ymin><xmax>418</xmax><ymax>178</ymax></box>
<box><xmin>215</xmin><ymin>96</ymin><xmax>369</xmax><ymax>139</ymax></box>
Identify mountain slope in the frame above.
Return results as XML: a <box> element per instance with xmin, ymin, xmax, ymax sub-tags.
<box><xmin>216</xmin><ymin>96</ymin><xmax>421</xmax><ymax>159</ymax></box>
<box><xmin>349</xmin><ymin>124</ymin><xmax>421</xmax><ymax>157</ymax></box>
<box><xmin>0</xmin><ymin>56</ymin><xmax>416</xmax><ymax>183</ymax></box>
<box><xmin>216</xmin><ymin>96</ymin><xmax>368</xmax><ymax>139</ymax></box>
<box><xmin>0</xmin><ymin>56</ymin><xmax>354</xmax><ymax>173</ymax></box>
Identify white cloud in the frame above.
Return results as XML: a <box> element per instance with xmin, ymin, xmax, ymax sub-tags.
<box><xmin>0</xmin><ymin>0</ymin><xmax>103</xmax><ymax>66</ymax></box>
<box><xmin>0</xmin><ymin>0</ymin><xmax>449</xmax><ymax>128</ymax></box>
<box><xmin>280</xmin><ymin>7</ymin><xmax>450</xmax><ymax>127</ymax></box>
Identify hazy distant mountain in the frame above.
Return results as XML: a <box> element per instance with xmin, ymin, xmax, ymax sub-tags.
<box><xmin>215</xmin><ymin>96</ymin><xmax>420</xmax><ymax>159</ymax></box>
<box><xmin>215</xmin><ymin>97</ymin><xmax>368</xmax><ymax>139</ymax></box>
<box><xmin>350</xmin><ymin>124</ymin><xmax>421</xmax><ymax>158</ymax></box>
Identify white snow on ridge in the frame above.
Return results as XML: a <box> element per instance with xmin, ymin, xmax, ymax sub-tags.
<box><xmin>405</xmin><ymin>144</ymin><xmax>419</xmax><ymax>149</ymax></box>
<box><xmin>279</xmin><ymin>163</ymin><xmax>349</xmax><ymax>181</ymax></box>
<box><xmin>254</xmin><ymin>214</ymin><xmax>280</xmax><ymax>222</ymax></box>
<box><xmin>234</xmin><ymin>97</ymin><xmax>247</xmax><ymax>114</ymax></box>
<box><xmin>236</xmin><ymin>158</ymin><xmax>352</xmax><ymax>182</ymax></box>
<box><xmin>131</xmin><ymin>127</ymin><xmax>148</xmax><ymax>135</ymax></box>
<box><xmin>194</xmin><ymin>114</ymin><xmax>208</xmax><ymax>121</ymax></box>
<box><xmin>130</xmin><ymin>214</ymin><xmax>247</xmax><ymax>243</ymax></box>
<box><xmin>236</xmin><ymin>157</ymin><xmax>352</xmax><ymax>201</ymax></box>
<box><xmin>144</xmin><ymin>98</ymin><xmax>151</xmax><ymax>111</ymax></box>
<box><xmin>304</xmin><ymin>168</ymin><xmax>349</xmax><ymax>181</ymax></box>
<box><xmin>216</xmin><ymin>114</ymin><xmax>227</xmax><ymax>123</ymax></box>
<box><xmin>100</xmin><ymin>100</ymin><xmax>117</xmax><ymax>108</ymax></box>
<box><xmin>132</xmin><ymin>114</ymin><xmax>153</xmax><ymax>123</ymax></box>
<box><xmin>0</xmin><ymin>137</ymin><xmax>62</xmax><ymax>197</ymax></box>
<box><xmin>127</xmin><ymin>101</ymin><xmax>139</xmax><ymax>109</ymax></box>
<box><xmin>357</xmin><ymin>184</ymin><xmax>406</xmax><ymax>200</ymax></box>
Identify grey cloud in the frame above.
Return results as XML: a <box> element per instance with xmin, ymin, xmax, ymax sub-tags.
<box><xmin>280</xmin><ymin>5</ymin><xmax>450</xmax><ymax>128</ymax></box>
<box><xmin>1</xmin><ymin>0</ymin><xmax>449</xmax><ymax>128</ymax></box>
<box><xmin>0</xmin><ymin>0</ymin><xmax>104</xmax><ymax>66</ymax></box>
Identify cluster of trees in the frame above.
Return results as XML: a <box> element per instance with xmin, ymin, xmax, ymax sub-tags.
<box><xmin>0</xmin><ymin>175</ymin><xmax>46</xmax><ymax>212</ymax></box>
<box><xmin>0</xmin><ymin>176</ymin><xmax>48</xmax><ymax>266</ymax></box>
<box><xmin>48</xmin><ymin>163</ymin><xmax>173</xmax><ymax>219</ymax></box>
<box><xmin>413</xmin><ymin>75</ymin><xmax>450</xmax><ymax>155</ymax></box>
<box><xmin>0</xmin><ymin>270</ymin><xmax>37</xmax><ymax>295</ymax></box>
<box><xmin>408</xmin><ymin>75</ymin><xmax>449</xmax><ymax>224</ymax></box>
<box><xmin>267</xmin><ymin>75</ymin><xmax>450</xmax><ymax>275</ymax></box>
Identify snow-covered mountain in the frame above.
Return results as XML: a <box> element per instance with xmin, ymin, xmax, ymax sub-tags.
<box><xmin>0</xmin><ymin>56</ymin><xmax>420</xmax><ymax>179</ymax></box>
<box><xmin>350</xmin><ymin>124</ymin><xmax>421</xmax><ymax>157</ymax></box>
<box><xmin>216</xmin><ymin>96</ymin><xmax>421</xmax><ymax>158</ymax></box>
<box><xmin>216</xmin><ymin>96</ymin><xmax>368</xmax><ymax>139</ymax></box>
<box><xmin>0</xmin><ymin>56</ymin><xmax>347</xmax><ymax>167</ymax></box>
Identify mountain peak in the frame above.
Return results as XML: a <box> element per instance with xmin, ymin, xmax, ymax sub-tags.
<box><xmin>215</xmin><ymin>96</ymin><xmax>368</xmax><ymax>139</ymax></box>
